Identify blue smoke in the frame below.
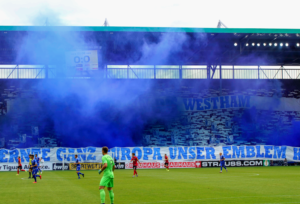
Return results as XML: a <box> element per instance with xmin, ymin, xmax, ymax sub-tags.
<box><xmin>2</xmin><ymin>23</ymin><xmax>195</xmax><ymax>148</ymax></box>
<box><xmin>3</xmin><ymin>11</ymin><xmax>300</xmax><ymax>149</ymax></box>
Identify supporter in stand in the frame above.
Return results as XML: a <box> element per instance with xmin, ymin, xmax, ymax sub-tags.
<box><xmin>284</xmin><ymin>158</ymin><xmax>288</xmax><ymax>166</ymax></box>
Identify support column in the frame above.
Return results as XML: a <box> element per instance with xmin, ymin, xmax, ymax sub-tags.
<box><xmin>45</xmin><ymin>65</ymin><xmax>48</xmax><ymax>79</ymax></box>
<box><xmin>207</xmin><ymin>65</ymin><xmax>210</xmax><ymax>79</ymax></box>
<box><xmin>127</xmin><ymin>65</ymin><xmax>129</xmax><ymax>79</ymax></box>
<box><xmin>179</xmin><ymin>65</ymin><xmax>182</xmax><ymax>79</ymax></box>
<box><xmin>106</xmin><ymin>64</ymin><xmax>108</xmax><ymax>79</ymax></box>
<box><xmin>220</xmin><ymin>64</ymin><xmax>222</xmax><ymax>96</ymax></box>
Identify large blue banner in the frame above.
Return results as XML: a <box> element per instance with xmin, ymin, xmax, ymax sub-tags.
<box><xmin>0</xmin><ymin>145</ymin><xmax>299</xmax><ymax>164</ymax></box>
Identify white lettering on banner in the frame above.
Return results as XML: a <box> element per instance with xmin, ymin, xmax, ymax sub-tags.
<box><xmin>126</xmin><ymin>162</ymin><xmax>161</xmax><ymax>169</ymax></box>
<box><xmin>125</xmin><ymin>161</ymin><xmax>199</xmax><ymax>169</ymax></box>
<box><xmin>201</xmin><ymin>160</ymin><xmax>264</xmax><ymax>167</ymax></box>
<box><xmin>169</xmin><ymin>162</ymin><xmax>196</xmax><ymax>168</ymax></box>
<box><xmin>0</xmin><ymin>146</ymin><xmax>299</xmax><ymax>166</ymax></box>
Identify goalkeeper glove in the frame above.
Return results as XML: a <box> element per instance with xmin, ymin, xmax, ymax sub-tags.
<box><xmin>98</xmin><ymin>169</ymin><xmax>102</xmax><ymax>175</ymax></box>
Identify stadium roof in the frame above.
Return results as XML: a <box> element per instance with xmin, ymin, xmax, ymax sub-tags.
<box><xmin>1</xmin><ymin>26</ymin><xmax>300</xmax><ymax>66</ymax></box>
<box><xmin>1</xmin><ymin>26</ymin><xmax>300</xmax><ymax>34</ymax></box>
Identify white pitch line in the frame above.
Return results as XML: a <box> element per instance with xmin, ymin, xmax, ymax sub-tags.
<box><xmin>131</xmin><ymin>195</ymin><xmax>300</xmax><ymax>204</ymax></box>
<box><xmin>257</xmin><ymin>202</ymin><xmax>300</xmax><ymax>204</ymax></box>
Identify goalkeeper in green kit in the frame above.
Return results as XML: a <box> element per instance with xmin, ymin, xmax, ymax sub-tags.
<box><xmin>98</xmin><ymin>146</ymin><xmax>115</xmax><ymax>204</ymax></box>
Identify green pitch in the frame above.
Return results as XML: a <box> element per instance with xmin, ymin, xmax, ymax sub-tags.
<box><xmin>1</xmin><ymin>166</ymin><xmax>300</xmax><ymax>204</ymax></box>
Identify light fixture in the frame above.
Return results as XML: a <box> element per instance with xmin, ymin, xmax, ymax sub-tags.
<box><xmin>280</xmin><ymin>43</ymin><xmax>283</xmax><ymax>47</ymax></box>
<box><xmin>252</xmin><ymin>43</ymin><xmax>255</xmax><ymax>46</ymax></box>
<box><xmin>297</xmin><ymin>43</ymin><xmax>300</xmax><ymax>47</ymax></box>
<box><xmin>285</xmin><ymin>43</ymin><xmax>289</xmax><ymax>47</ymax></box>
<box><xmin>274</xmin><ymin>43</ymin><xmax>278</xmax><ymax>46</ymax></box>
<box><xmin>257</xmin><ymin>43</ymin><xmax>260</xmax><ymax>47</ymax></box>
<box><xmin>263</xmin><ymin>43</ymin><xmax>266</xmax><ymax>46</ymax></box>
<box><xmin>246</xmin><ymin>43</ymin><xmax>249</xmax><ymax>46</ymax></box>
<box><xmin>234</xmin><ymin>43</ymin><xmax>238</xmax><ymax>46</ymax></box>
<box><xmin>269</xmin><ymin>43</ymin><xmax>272</xmax><ymax>46</ymax></box>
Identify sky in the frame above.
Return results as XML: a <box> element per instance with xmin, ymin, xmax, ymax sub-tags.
<box><xmin>0</xmin><ymin>0</ymin><xmax>299</xmax><ymax>28</ymax></box>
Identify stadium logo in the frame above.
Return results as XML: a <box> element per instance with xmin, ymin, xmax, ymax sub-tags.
<box><xmin>115</xmin><ymin>162</ymin><xmax>125</xmax><ymax>169</ymax></box>
<box><xmin>53</xmin><ymin>163</ymin><xmax>69</xmax><ymax>170</ymax></box>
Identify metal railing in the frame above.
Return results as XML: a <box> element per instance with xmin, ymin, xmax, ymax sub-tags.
<box><xmin>1</xmin><ymin>65</ymin><xmax>300</xmax><ymax>79</ymax></box>
<box><xmin>106</xmin><ymin>67</ymin><xmax>300</xmax><ymax>79</ymax></box>
<box><xmin>0</xmin><ymin>68</ymin><xmax>56</xmax><ymax>79</ymax></box>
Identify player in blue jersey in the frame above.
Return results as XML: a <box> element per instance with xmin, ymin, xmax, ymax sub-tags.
<box><xmin>30</xmin><ymin>155</ymin><xmax>42</xmax><ymax>183</ymax></box>
<box><xmin>219</xmin><ymin>152</ymin><xmax>228</xmax><ymax>173</ymax></box>
<box><xmin>74</xmin><ymin>155</ymin><xmax>84</xmax><ymax>179</ymax></box>
<box><xmin>35</xmin><ymin>154</ymin><xmax>42</xmax><ymax>175</ymax></box>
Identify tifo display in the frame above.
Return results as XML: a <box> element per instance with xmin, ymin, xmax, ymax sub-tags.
<box><xmin>1</xmin><ymin>25</ymin><xmax>300</xmax><ymax>204</ymax></box>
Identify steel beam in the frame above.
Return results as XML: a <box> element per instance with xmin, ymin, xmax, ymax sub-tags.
<box><xmin>7</xmin><ymin>65</ymin><xmax>18</xmax><ymax>79</ymax></box>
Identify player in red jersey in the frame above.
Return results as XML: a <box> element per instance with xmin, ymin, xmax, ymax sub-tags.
<box><xmin>164</xmin><ymin>154</ymin><xmax>169</xmax><ymax>171</ymax></box>
<box><xmin>16</xmin><ymin>156</ymin><xmax>26</xmax><ymax>176</ymax></box>
<box><xmin>130</xmin><ymin>153</ymin><xmax>141</xmax><ymax>177</ymax></box>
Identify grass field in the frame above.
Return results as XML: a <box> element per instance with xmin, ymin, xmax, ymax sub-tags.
<box><xmin>1</xmin><ymin>166</ymin><xmax>300</xmax><ymax>204</ymax></box>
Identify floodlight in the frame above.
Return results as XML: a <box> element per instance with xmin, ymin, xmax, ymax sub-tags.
<box><xmin>234</xmin><ymin>43</ymin><xmax>238</xmax><ymax>46</ymax></box>
<box><xmin>252</xmin><ymin>43</ymin><xmax>255</xmax><ymax>46</ymax></box>
<box><xmin>274</xmin><ymin>43</ymin><xmax>278</xmax><ymax>46</ymax></box>
<box><xmin>263</xmin><ymin>43</ymin><xmax>266</xmax><ymax>46</ymax></box>
<box><xmin>257</xmin><ymin>43</ymin><xmax>260</xmax><ymax>47</ymax></box>
<box><xmin>280</xmin><ymin>43</ymin><xmax>283</xmax><ymax>47</ymax></box>
<box><xmin>285</xmin><ymin>43</ymin><xmax>289</xmax><ymax>47</ymax></box>
<box><xmin>269</xmin><ymin>43</ymin><xmax>272</xmax><ymax>46</ymax></box>
<box><xmin>246</xmin><ymin>43</ymin><xmax>249</xmax><ymax>46</ymax></box>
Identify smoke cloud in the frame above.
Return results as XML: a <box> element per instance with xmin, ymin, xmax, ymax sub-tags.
<box><xmin>3</xmin><ymin>10</ymin><xmax>300</xmax><ymax>150</ymax></box>
<box><xmin>1</xmin><ymin>11</ymin><xmax>201</xmax><ymax>148</ymax></box>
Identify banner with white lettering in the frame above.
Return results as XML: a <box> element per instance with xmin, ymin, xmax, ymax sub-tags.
<box><xmin>111</xmin><ymin>146</ymin><xmax>292</xmax><ymax>162</ymax></box>
<box><xmin>0</xmin><ymin>145</ymin><xmax>299</xmax><ymax>165</ymax></box>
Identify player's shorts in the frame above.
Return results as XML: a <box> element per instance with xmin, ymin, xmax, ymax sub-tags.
<box><xmin>220</xmin><ymin>162</ymin><xmax>226</xmax><ymax>167</ymax></box>
<box><xmin>32</xmin><ymin>168</ymin><xmax>38</xmax><ymax>175</ymax></box>
<box><xmin>133</xmin><ymin>165</ymin><xmax>137</xmax><ymax>170</ymax></box>
<box><xmin>76</xmin><ymin>166</ymin><xmax>80</xmax><ymax>171</ymax></box>
<box><xmin>165</xmin><ymin>162</ymin><xmax>169</xmax><ymax>166</ymax></box>
<box><xmin>100</xmin><ymin>176</ymin><xmax>114</xmax><ymax>188</ymax></box>
<box><xmin>17</xmin><ymin>165</ymin><xmax>22</xmax><ymax>169</ymax></box>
